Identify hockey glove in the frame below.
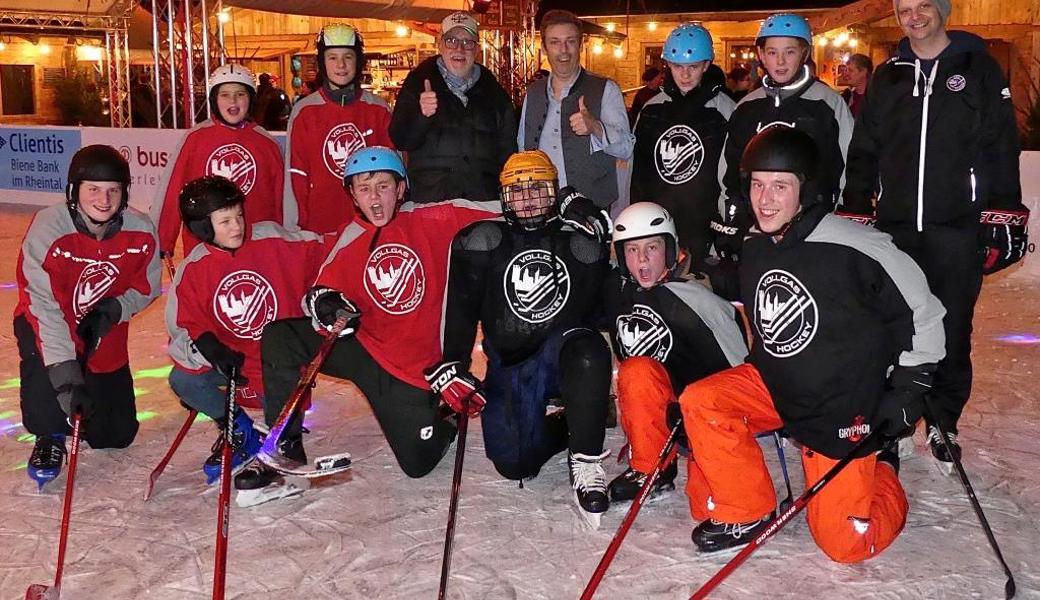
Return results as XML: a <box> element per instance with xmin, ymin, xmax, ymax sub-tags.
<box><xmin>76</xmin><ymin>297</ymin><xmax>122</xmax><ymax>351</ymax></box>
<box><xmin>876</xmin><ymin>365</ymin><xmax>933</xmax><ymax>438</ymax></box>
<box><xmin>710</xmin><ymin>199</ymin><xmax>750</xmax><ymax>263</ymax></box>
<box><xmin>305</xmin><ymin>286</ymin><xmax>359</xmax><ymax>337</ymax></box>
<box><xmin>424</xmin><ymin>361</ymin><xmax>487</xmax><ymax>417</ymax></box>
<box><xmin>47</xmin><ymin>360</ymin><xmax>95</xmax><ymax>420</ymax></box>
<box><xmin>979</xmin><ymin>208</ymin><xmax>1029</xmax><ymax>275</ymax></box>
<box><xmin>193</xmin><ymin>331</ymin><xmax>248</xmax><ymax>384</ymax></box>
<box><xmin>834</xmin><ymin>211</ymin><xmax>877</xmax><ymax>227</ymax></box>
<box><xmin>559</xmin><ymin>186</ymin><xmax>612</xmax><ymax>242</ymax></box>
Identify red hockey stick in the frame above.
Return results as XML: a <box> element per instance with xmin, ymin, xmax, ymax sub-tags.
<box><xmin>212</xmin><ymin>374</ymin><xmax>238</xmax><ymax>600</ymax></box>
<box><xmin>25</xmin><ymin>413</ymin><xmax>83</xmax><ymax>600</ymax></box>
<box><xmin>144</xmin><ymin>409</ymin><xmax>198</xmax><ymax>501</ymax></box>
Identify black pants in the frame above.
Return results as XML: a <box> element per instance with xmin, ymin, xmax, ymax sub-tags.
<box><xmin>481</xmin><ymin>328</ymin><xmax>611</xmax><ymax>480</ymax></box>
<box><xmin>261</xmin><ymin>318</ymin><xmax>455</xmax><ymax>478</ymax></box>
<box><xmin>881</xmin><ymin>223</ymin><xmax>983</xmax><ymax>433</ymax></box>
<box><xmin>15</xmin><ymin>316</ymin><xmax>139</xmax><ymax>448</ymax></box>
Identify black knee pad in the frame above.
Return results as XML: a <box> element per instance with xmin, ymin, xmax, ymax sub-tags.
<box><xmin>559</xmin><ymin>331</ymin><xmax>611</xmax><ymax>378</ymax></box>
<box><xmin>493</xmin><ymin>460</ymin><xmax>543</xmax><ymax>481</ymax></box>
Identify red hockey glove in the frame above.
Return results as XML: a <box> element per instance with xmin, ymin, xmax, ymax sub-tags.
<box><xmin>424</xmin><ymin>361</ymin><xmax>486</xmax><ymax>417</ymax></box>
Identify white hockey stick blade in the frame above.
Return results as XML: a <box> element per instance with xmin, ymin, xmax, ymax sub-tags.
<box><xmin>235</xmin><ymin>477</ymin><xmax>310</xmax><ymax>508</ymax></box>
<box><xmin>257</xmin><ymin>451</ymin><xmax>352</xmax><ymax>478</ymax></box>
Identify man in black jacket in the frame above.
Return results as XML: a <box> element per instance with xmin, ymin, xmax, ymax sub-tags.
<box><xmin>843</xmin><ymin>0</ymin><xmax>1029</xmax><ymax>472</ymax></box>
<box><xmin>389</xmin><ymin>12</ymin><xmax>517</xmax><ymax>204</ymax></box>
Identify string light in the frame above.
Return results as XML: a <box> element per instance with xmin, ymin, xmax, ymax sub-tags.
<box><xmin>395</xmin><ymin>24</ymin><xmax>409</xmax><ymax>37</ymax></box>
<box><xmin>613</xmin><ymin>45</ymin><xmax>624</xmax><ymax>58</ymax></box>
<box><xmin>592</xmin><ymin>43</ymin><xmax>603</xmax><ymax>55</ymax></box>
<box><xmin>604</xmin><ymin>22</ymin><xmax>616</xmax><ymax>33</ymax></box>
<box><xmin>217</xmin><ymin>9</ymin><xmax>231</xmax><ymax>23</ymax></box>
<box><xmin>647</xmin><ymin>21</ymin><xmax>657</xmax><ymax>32</ymax></box>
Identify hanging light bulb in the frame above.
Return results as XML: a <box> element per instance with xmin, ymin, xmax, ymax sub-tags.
<box><xmin>613</xmin><ymin>45</ymin><xmax>624</xmax><ymax>58</ymax></box>
<box><xmin>836</xmin><ymin>31</ymin><xmax>850</xmax><ymax>46</ymax></box>
<box><xmin>217</xmin><ymin>9</ymin><xmax>231</xmax><ymax>23</ymax></box>
<box><xmin>849</xmin><ymin>38</ymin><xmax>859</xmax><ymax>48</ymax></box>
<box><xmin>604</xmin><ymin>22</ymin><xmax>616</xmax><ymax>33</ymax></box>
<box><xmin>647</xmin><ymin>21</ymin><xmax>657</xmax><ymax>32</ymax></box>
<box><xmin>395</xmin><ymin>24</ymin><xmax>409</xmax><ymax>37</ymax></box>
<box><xmin>592</xmin><ymin>43</ymin><xmax>604</xmax><ymax>55</ymax></box>
<box><xmin>39</xmin><ymin>43</ymin><xmax>51</xmax><ymax>55</ymax></box>
<box><xmin>818</xmin><ymin>37</ymin><xmax>829</xmax><ymax>47</ymax></box>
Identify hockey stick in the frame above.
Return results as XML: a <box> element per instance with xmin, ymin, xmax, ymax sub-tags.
<box><xmin>581</xmin><ymin>419</ymin><xmax>684</xmax><ymax>600</ymax></box>
<box><xmin>212</xmin><ymin>373</ymin><xmax>237</xmax><ymax>600</ymax></box>
<box><xmin>437</xmin><ymin>395</ymin><xmax>476</xmax><ymax>600</ymax></box>
<box><xmin>256</xmin><ymin>313</ymin><xmax>355</xmax><ymax>478</ymax></box>
<box><xmin>25</xmin><ymin>413</ymin><xmax>83</xmax><ymax>600</ymax></box>
<box><xmin>689</xmin><ymin>430</ymin><xmax>880</xmax><ymax>600</ymax></box>
<box><xmin>143</xmin><ymin>409</ymin><xmax>198</xmax><ymax>501</ymax></box>
<box><xmin>923</xmin><ymin>401</ymin><xmax>1015</xmax><ymax>599</ymax></box>
<box><xmin>772</xmin><ymin>431</ymin><xmax>794</xmax><ymax>513</ymax></box>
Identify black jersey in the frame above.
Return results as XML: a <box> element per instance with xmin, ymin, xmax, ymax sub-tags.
<box><xmin>442</xmin><ymin>220</ymin><xmax>610</xmax><ymax>367</ymax></box>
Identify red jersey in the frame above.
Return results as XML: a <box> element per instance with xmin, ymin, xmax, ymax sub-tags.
<box><xmin>151</xmin><ymin>119</ymin><xmax>284</xmax><ymax>256</ymax></box>
<box><xmin>166</xmin><ymin>222</ymin><xmax>328</xmax><ymax>394</ymax></box>
<box><xmin>283</xmin><ymin>89</ymin><xmax>393</xmax><ymax>234</ymax></box>
<box><xmin>15</xmin><ymin>205</ymin><xmax>160</xmax><ymax>373</ymax></box>
<box><xmin>314</xmin><ymin>199</ymin><xmax>500</xmax><ymax>388</ymax></box>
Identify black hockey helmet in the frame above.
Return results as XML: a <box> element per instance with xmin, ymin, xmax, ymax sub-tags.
<box><xmin>739</xmin><ymin>125</ymin><xmax>822</xmax><ymax>207</ymax></box>
<box><xmin>179</xmin><ymin>175</ymin><xmax>245</xmax><ymax>245</ymax></box>
<box><xmin>66</xmin><ymin>144</ymin><xmax>131</xmax><ymax>217</ymax></box>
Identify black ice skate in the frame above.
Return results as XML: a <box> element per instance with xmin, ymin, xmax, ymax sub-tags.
<box><xmin>234</xmin><ymin>435</ymin><xmax>309</xmax><ymax>507</ymax></box>
<box><xmin>926</xmin><ymin>425</ymin><xmax>961</xmax><ymax>476</ymax></box>
<box><xmin>607</xmin><ymin>462</ymin><xmax>678</xmax><ymax>503</ymax></box>
<box><xmin>692</xmin><ymin>512</ymin><xmax>775</xmax><ymax>553</ymax></box>
<box><xmin>569</xmin><ymin>451</ymin><xmax>610</xmax><ymax>529</ymax></box>
<box><xmin>28</xmin><ymin>434</ymin><xmax>67</xmax><ymax>491</ymax></box>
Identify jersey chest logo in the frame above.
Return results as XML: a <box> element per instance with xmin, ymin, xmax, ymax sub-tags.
<box><xmin>73</xmin><ymin>261</ymin><xmax>119</xmax><ymax>319</ymax></box>
<box><xmin>946</xmin><ymin>75</ymin><xmax>966</xmax><ymax>92</ymax></box>
<box><xmin>654</xmin><ymin>125</ymin><xmax>704</xmax><ymax>185</ymax></box>
<box><xmin>323</xmin><ymin>122</ymin><xmax>368</xmax><ymax>179</ymax></box>
<box><xmin>213</xmin><ymin>270</ymin><xmax>278</xmax><ymax>340</ymax></box>
<box><xmin>364</xmin><ymin>243</ymin><xmax>426</xmax><ymax>315</ymax></box>
<box><xmin>504</xmin><ymin>249</ymin><xmax>570</xmax><ymax>324</ymax></box>
<box><xmin>207</xmin><ymin>144</ymin><xmax>257</xmax><ymax>194</ymax></box>
<box><xmin>754</xmin><ymin>269</ymin><xmax>818</xmax><ymax>358</ymax></box>
<box><xmin>616</xmin><ymin>304</ymin><xmax>673</xmax><ymax>361</ymax></box>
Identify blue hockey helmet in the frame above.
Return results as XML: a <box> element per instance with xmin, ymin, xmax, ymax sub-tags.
<box><xmin>342</xmin><ymin>146</ymin><xmax>407</xmax><ymax>187</ymax></box>
<box><xmin>663</xmin><ymin>23</ymin><xmax>714</xmax><ymax>64</ymax></box>
<box><xmin>756</xmin><ymin>13</ymin><xmax>813</xmax><ymax>45</ymax></box>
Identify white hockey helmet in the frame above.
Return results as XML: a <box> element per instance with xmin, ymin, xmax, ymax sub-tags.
<box><xmin>612</xmin><ymin>202</ymin><xmax>679</xmax><ymax>277</ymax></box>
<box><xmin>208</xmin><ymin>63</ymin><xmax>257</xmax><ymax>94</ymax></box>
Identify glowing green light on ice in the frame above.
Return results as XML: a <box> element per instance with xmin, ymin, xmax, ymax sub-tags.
<box><xmin>0</xmin><ymin>378</ymin><xmax>20</xmax><ymax>390</ymax></box>
<box><xmin>194</xmin><ymin>412</ymin><xmax>212</xmax><ymax>423</ymax></box>
<box><xmin>133</xmin><ymin>387</ymin><xmax>150</xmax><ymax>397</ymax></box>
<box><xmin>134</xmin><ymin>365</ymin><xmax>173</xmax><ymax>379</ymax></box>
<box><xmin>0</xmin><ymin>410</ymin><xmax>14</xmax><ymax>420</ymax></box>
<box><xmin>17</xmin><ymin>433</ymin><xmax>34</xmax><ymax>443</ymax></box>
<box><xmin>136</xmin><ymin>410</ymin><xmax>159</xmax><ymax>422</ymax></box>
<box><xmin>11</xmin><ymin>462</ymin><xmax>27</xmax><ymax>471</ymax></box>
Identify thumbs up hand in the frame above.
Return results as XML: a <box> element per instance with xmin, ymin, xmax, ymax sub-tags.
<box><xmin>419</xmin><ymin>79</ymin><xmax>438</xmax><ymax>117</ymax></box>
<box><xmin>569</xmin><ymin>95</ymin><xmax>600</xmax><ymax>137</ymax></box>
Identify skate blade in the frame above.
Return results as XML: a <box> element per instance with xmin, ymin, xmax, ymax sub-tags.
<box><xmin>933</xmin><ymin>457</ymin><xmax>955</xmax><ymax>476</ymax></box>
<box><xmin>235</xmin><ymin>478</ymin><xmax>310</xmax><ymax>508</ymax></box>
<box><xmin>25</xmin><ymin>584</ymin><xmax>58</xmax><ymax>600</ymax></box>
<box><xmin>573</xmin><ymin>498</ymin><xmax>605</xmax><ymax>531</ymax></box>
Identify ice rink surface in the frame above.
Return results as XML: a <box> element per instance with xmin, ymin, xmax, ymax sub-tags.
<box><xmin>0</xmin><ymin>204</ymin><xmax>1037</xmax><ymax>599</ymax></box>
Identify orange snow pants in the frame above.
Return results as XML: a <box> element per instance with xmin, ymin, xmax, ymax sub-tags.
<box><xmin>677</xmin><ymin>363</ymin><xmax>909</xmax><ymax>563</ymax></box>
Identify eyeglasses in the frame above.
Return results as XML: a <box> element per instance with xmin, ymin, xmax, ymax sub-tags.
<box><xmin>443</xmin><ymin>36</ymin><xmax>478</xmax><ymax>51</ymax></box>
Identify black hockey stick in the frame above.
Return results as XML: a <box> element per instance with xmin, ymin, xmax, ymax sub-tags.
<box><xmin>923</xmin><ymin>400</ymin><xmax>1015</xmax><ymax>599</ymax></box>
<box><xmin>437</xmin><ymin>393</ymin><xmax>478</xmax><ymax>600</ymax></box>
<box><xmin>772</xmin><ymin>430</ymin><xmax>794</xmax><ymax>512</ymax></box>
<box><xmin>690</xmin><ymin>430</ymin><xmax>880</xmax><ymax>599</ymax></box>
<box><xmin>581</xmin><ymin>419</ymin><xmax>683</xmax><ymax>599</ymax></box>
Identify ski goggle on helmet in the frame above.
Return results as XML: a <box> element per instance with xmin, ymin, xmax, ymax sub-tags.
<box><xmin>499</xmin><ymin>150</ymin><xmax>559</xmax><ymax>230</ymax></box>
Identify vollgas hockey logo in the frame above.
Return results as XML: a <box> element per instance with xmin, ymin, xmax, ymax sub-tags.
<box><xmin>503</xmin><ymin>249</ymin><xmax>570</xmax><ymax>324</ymax></box>
<box><xmin>323</xmin><ymin>122</ymin><xmax>368</xmax><ymax>179</ymax></box>
<box><xmin>207</xmin><ymin>144</ymin><xmax>257</xmax><ymax>194</ymax></box>
<box><xmin>213</xmin><ymin>270</ymin><xmax>278</xmax><ymax>340</ymax></box>
<box><xmin>364</xmin><ymin>244</ymin><xmax>426</xmax><ymax>315</ymax></box>
<box><xmin>654</xmin><ymin>125</ymin><xmax>704</xmax><ymax>185</ymax></box>
<box><xmin>616</xmin><ymin>304</ymin><xmax>673</xmax><ymax>361</ymax></box>
<box><xmin>73</xmin><ymin>261</ymin><xmax>120</xmax><ymax>319</ymax></box>
<box><xmin>754</xmin><ymin>269</ymin><xmax>818</xmax><ymax>358</ymax></box>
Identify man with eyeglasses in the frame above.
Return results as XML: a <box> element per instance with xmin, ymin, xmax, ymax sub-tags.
<box><xmin>390</xmin><ymin>11</ymin><xmax>517</xmax><ymax>204</ymax></box>
<box><xmin>517</xmin><ymin>9</ymin><xmax>634</xmax><ymax>214</ymax></box>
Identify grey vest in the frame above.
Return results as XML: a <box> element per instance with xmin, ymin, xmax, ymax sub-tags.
<box><xmin>522</xmin><ymin>70</ymin><xmax>618</xmax><ymax>208</ymax></box>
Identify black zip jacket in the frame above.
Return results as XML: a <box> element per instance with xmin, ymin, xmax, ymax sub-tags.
<box><xmin>843</xmin><ymin>31</ymin><xmax>1023</xmax><ymax>229</ymax></box>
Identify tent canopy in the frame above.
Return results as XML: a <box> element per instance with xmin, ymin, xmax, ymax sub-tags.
<box><xmin>224</xmin><ymin>0</ymin><xmax>469</xmax><ymax>23</ymax></box>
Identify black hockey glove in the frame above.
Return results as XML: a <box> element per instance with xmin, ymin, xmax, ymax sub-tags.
<box><xmin>876</xmin><ymin>366</ymin><xmax>933</xmax><ymax>438</ymax></box>
<box><xmin>193</xmin><ymin>331</ymin><xmax>247</xmax><ymax>384</ymax></box>
<box><xmin>47</xmin><ymin>360</ymin><xmax>95</xmax><ymax>420</ymax></box>
<box><xmin>425</xmin><ymin>361</ymin><xmax>487</xmax><ymax>417</ymax></box>
<box><xmin>76</xmin><ymin>297</ymin><xmax>122</xmax><ymax>351</ymax></box>
<box><xmin>559</xmin><ymin>186</ymin><xmax>612</xmax><ymax>242</ymax></box>
<box><xmin>305</xmin><ymin>286</ymin><xmax>359</xmax><ymax>337</ymax></box>
<box><xmin>979</xmin><ymin>208</ymin><xmax>1029</xmax><ymax>275</ymax></box>
<box><xmin>710</xmin><ymin>199</ymin><xmax>750</xmax><ymax>263</ymax></box>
